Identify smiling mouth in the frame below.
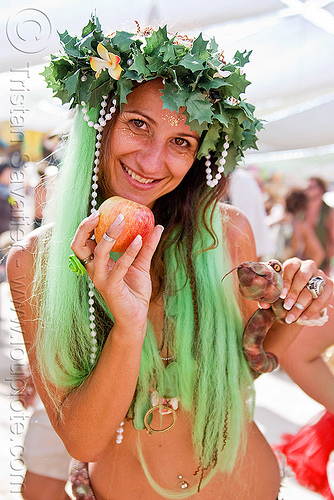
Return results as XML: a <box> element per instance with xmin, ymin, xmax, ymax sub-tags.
<box><xmin>123</xmin><ymin>165</ymin><xmax>158</xmax><ymax>184</ymax></box>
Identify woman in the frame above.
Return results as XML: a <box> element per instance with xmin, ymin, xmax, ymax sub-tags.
<box><xmin>7</xmin><ymin>17</ymin><xmax>333</xmax><ymax>499</ymax></box>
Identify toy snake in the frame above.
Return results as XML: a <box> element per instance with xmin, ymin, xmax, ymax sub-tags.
<box><xmin>225</xmin><ymin>260</ymin><xmax>286</xmax><ymax>376</ymax></box>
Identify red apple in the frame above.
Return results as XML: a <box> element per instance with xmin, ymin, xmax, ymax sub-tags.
<box><xmin>94</xmin><ymin>196</ymin><xmax>155</xmax><ymax>253</ymax></box>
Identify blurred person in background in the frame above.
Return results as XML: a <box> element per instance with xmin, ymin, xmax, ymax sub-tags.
<box><xmin>271</xmin><ymin>188</ymin><xmax>325</xmax><ymax>266</ymax></box>
<box><xmin>306</xmin><ymin>177</ymin><xmax>334</xmax><ymax>274</ymax></box>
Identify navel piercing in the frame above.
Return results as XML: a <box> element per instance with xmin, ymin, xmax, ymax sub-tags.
<box><xmin>205</xmin><ymin>135</ymin><xmax>229</xmax><ymax>188</ymax></box>
<box><xmin>178</xmin><ymin>475</ymin><xmax>189</xmax><ymax>489</ymax></box>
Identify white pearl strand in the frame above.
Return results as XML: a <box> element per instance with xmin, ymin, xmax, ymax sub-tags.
<box><xmin>82</xmin><ymin>95</ymin><xmax>124</xmax><ymax>443</ymax></box>
<box><xmin>82</xmin><ymin>95</ymin><xmax>117</xmax><ymax>364</ymax></box>
<box><xmin>205</xmin><ymin>135</ymin><xmax>229</xmax><ymax>188</ymax></box>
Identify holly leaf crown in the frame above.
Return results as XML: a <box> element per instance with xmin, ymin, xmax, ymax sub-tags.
<box><xmin>41</xmin><ymin>14</ymin><xmax>263</xmax><ymax>174</ymax></box>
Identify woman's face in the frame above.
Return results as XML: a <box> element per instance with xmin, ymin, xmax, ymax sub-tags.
<box><xmin>103</xmin><ymin>79</ymin><xmax>200</xmax><ymax>208</ymax></box>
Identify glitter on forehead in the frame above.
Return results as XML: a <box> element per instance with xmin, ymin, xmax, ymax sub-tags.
<box><xmin>161</xmin><ymin>110</ymin><xmax>186</xmax><ymax>127</ymax></box>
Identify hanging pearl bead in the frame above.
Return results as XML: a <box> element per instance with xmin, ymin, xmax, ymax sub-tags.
<box><xmin>116</xmin><ymin>421</ymin><xmax>125</xmax><ymax>444</ymax></box>
<box><xmin>205</xmin><ymin>135</ymin><xmax>230</xmax><ymax>188</ymax></box>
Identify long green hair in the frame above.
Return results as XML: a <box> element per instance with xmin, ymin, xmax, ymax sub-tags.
<box><xmin>33</xmin><ymin>106</ymin><xmax>254</xmax><ymax>497</ymax></box>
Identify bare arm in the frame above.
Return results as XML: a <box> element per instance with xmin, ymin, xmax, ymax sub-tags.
<box><xmin>279</xmin><ymin>296</ymin><xmax>334</xmax><ymax>413</ymax></box>
<box><xmin>7</xmin><ymin>219</ymin><xmax>163</xmax><ymax>462</ymax></box>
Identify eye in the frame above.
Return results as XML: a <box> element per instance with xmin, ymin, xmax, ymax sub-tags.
<box><xmin>130</xmin><ymin>119</ymin><xmax>146</xmax><ymax>129</ymax></box>
<box><xmin>269</xmin><ymin>261</ymin><xmax>282</xmax><ymax>273</ymax></box>
<box><xmin>173</xmin><ymin>137</ymin><xmax>189</xmax><ymax>147</ymax></box>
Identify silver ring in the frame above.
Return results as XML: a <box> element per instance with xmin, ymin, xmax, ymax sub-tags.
<box><xmin>80</xmin><ymin>254</ymin><xmax>94</xmax><ymax>266</ymax></box>
<box><xmin>102</xmin><ymin>232</ymin><xmax>115</xmax><ymax>243</ymax></box>
<box><xmin>306</xmin><ymin>276</ymin><xmax>326</xmax><ymax>299</ymax></box>
<box><xmin>295</xmin><ymin>302</ymin><xmax>305</xmax><ymax>310</ymax></box>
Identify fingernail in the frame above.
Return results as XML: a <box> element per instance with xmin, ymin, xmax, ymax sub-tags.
<box><xmin>133</xmin><ymin>234</ymin><xmax>142</xmax><ymax>245</ymax></box>
<box><xmin>285</xmin><ymin>313</ymin><xmax>295</xmax><ymax>324</ymax></box>
<box><xmin>157</xmin><ymin>225</ymin><xmax>164</xmax><ymax>233</ymax></box>
<box><xmin>257</xmin><ymin>302</ymin><xmax>263</xmax><ymax>309</ymax></box>
<box><xmin>280</xmin><ymin>288</ymin><xmax>288</xmax><ymax>299</ymax></box>
<box><xmin>283</xmin><ymin>298</ymin><xmax>295</xmax><ymax>311</ymax></box>
<box><xmin>113</xmin><ymin>214</ymin><xmax>125</xmax><ymax>226</ymax></box>
<box><xmin>88</xmin><ymin>210</ymin><xmax>100</xmax><ymax>220</ymax></box>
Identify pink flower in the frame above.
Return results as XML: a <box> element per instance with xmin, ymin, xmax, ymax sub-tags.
<box><xmin>90</xmin><ymin>43</ymin><xmax>123</xmax><ymax>80</ymax></box>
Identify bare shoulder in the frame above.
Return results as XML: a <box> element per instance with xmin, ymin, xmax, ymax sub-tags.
<box><xmin>219</xmin><ymin>202</ymin><xmax>257</xmax><ymax>265</ymax></box>
<box><xmin>7</xmin><ymin>224</ymin><xmax>51</xmax><ymax>284</ymax></box>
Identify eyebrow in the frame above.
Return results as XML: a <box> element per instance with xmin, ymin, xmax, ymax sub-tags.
<box><xmin>123</xmin><ymin>109</ymin><xmax>200</xmax><ymax>141</ymax></box>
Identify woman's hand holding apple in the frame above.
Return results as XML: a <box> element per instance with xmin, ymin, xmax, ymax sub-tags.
<box><xmin>71</xmin><ymin>197</ymin><xmax>163</xmax><ymax>337</ymax></box>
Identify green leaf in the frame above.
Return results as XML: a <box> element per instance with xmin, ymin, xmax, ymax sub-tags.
<box><xmin>118</xmin><ymin>78</ymin><xmax>133</xmax><ymax>108</ymax></box>
<box><xmin>199</xmin><ymin>78</ymin><xmax>231</xmax><ymax>91</ymax></box>
<box><xmin>77</xmin><ymin>73</ymin><xmax>95</xmax><ymax>103</ymax></box>
<box><xmin>229</xmin><ymin>109</ymin><xmax>248</xmax><ymax>125</ymax></box>
<box><xmin>54</xmin><ymin>88</ymin><xmax>70</xmax><ymax>105</ymax></box>
<box><xmin>225</xmin><ymin>70</ymin><xmax>250</xmax><ymax>98</ymax></box>
<box><xmin>58</xmin><ymin>30</ymin><xmax>82</xmax><ymax>58</ymax></box>
<box><xmin>241</xmin><ymin>130</ymin><xmax>259</xmax><ymax>150</ymax></box>
<box><xmin>239</xmin><ymin>101</ymin><xmax>256</xmax><ymax>121</ymax></box>
<box><xmin>185</xmin><ymin>93</ymin><xmax>213</xmax><ymax>125</ymax></box>
<box><xmin>179</xmin><ymin>53</ymin><xmax>204</xmax><ymax>72</ymax></box>
<box><xmin>146</xmin><ymin>55</ymin><xmax>166</xmax><ymax>74</ymax></box>
<box><xmin>209</xmin><ymin>36</ymin><xmax>218</xmax><ymax>53</ymax></box>
<box><xmin>226</xmin><ymin>118</ymin><xmax>244</xmax><ymax>147</ymax></box>
<box><xmin>215</xmin><ymin>111</ymin><xmax>230</xmax><ymax>128</ymax></box>
<box><xmin>64</xmin><ymin>70</ymin><xmax>80</xmax><ymax>97</ymax></box>
<box><xmin>111</xmin><ymin>31</ymin><xmax>135</xmax><ymax>52</ymax></box>
<box><xmin>233</xmin><ymin>49</ymin><xmax>252</xmax><ymax>67</ymax></box>
<box><xmin>87</xmin><ymin>79</ymin><xmax>114</xmax><ymax>109</ymax></box>
<box><xmin>52</xmin><ymin>58</ymin><xmax>73</xmax><ymax>80</ymax></box>
<box><xmin>130</xmin><ymin>52</ymin><xmax>150</xmax><ymax>77</ymax></box>
<box><xmin>89</xmin><ymin>71</ymin><xmax>109</xmax><ymax>92</ymax></box>
<box><xmin>81</xmin><ymin>19</ymin><xmax>96</xmax><ymax>37</ymax></box>
<box><xmin>197</xmin><ymin>120</ymin><xmax>222</xmax><ymax>158</ymax></box>
<box><xmin>160</xmin><ymin>82</ymin><xmax>183</xmax><ymax>113</ymax></box>
<box><xmin>185</xmin><ymin>115</ymin><xmax>209</xmax><ymax>136</ymax></box>
<box><xmin>144</xmin><ymin>25</ymin><xmax>168</xmax><ymax>55</ymax></box>
<box><xmin>160</xmin><ymin>42</ymin><xmax>176</xmax><ymax>64</ymax></box>
<box><xmin>191</xmin><ymin>33</ymin><xmax>210</xmax><ymax>60</ymax></box>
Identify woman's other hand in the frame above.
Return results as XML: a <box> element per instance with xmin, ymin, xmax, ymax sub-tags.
<box><xmin>259</xmin><ymin>257</ymin><xmax>333</xmax><ymax>324</ymax></box>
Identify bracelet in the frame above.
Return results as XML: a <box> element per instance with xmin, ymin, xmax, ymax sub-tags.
<box><xmin>296</xmin><ymin>308</ymin><xmax>329</xmax><ymax>327</ymax></box>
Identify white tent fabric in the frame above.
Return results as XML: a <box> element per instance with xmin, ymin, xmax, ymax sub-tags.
<box><xmin>0</xmin><ymin>0</ymin><xmax>333</xmax><ymax>179</ymax></box>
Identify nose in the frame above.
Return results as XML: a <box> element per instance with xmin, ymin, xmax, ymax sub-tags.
<box><xmin>135</xmin><ymin>138</ymin><xmax>166</xmax><ymax>176</ymax></box>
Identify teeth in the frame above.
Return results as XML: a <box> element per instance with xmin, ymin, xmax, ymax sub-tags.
<box><xmin>124</xmin><ymin>166</ymin><xmax>155</xmax><ymax>184</ymax></box>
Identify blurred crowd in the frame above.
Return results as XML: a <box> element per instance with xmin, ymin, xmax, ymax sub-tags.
<box><xmin>227</xmin><ymin>166</ymin><xmax>334</xmax><ymax>277</ymax></box>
